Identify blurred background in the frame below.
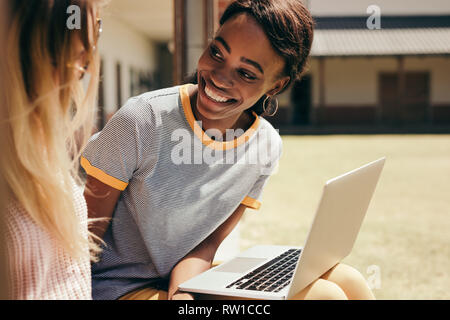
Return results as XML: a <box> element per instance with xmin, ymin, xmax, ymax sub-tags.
<box><xmin>93</xmin><ymin>0</ymin><xmax>449</xmax><ymax>299</ymax></box>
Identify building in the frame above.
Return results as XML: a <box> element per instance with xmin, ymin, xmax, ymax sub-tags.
<box><xmin>295</xmin><ymin>0</ymin><xmax>450</xmax><ymax>129</ymax></box>
<box><xmin>95</xmin><ymin>1</ymin><xmax>173</xmax><ymax>126</ymax></box>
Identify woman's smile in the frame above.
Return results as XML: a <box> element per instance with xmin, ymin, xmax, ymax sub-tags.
<box><xmin>197</xmin><ymin>72</ymin><xmax>240</xmax><ymax>116</ymax></box>
<box><xmin>204</xmin><ymin>84</ymin><xmax>231</xmax><ymax>103</ymax></box>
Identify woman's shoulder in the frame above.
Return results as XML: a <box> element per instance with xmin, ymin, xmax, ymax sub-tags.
<box><xmin>5</xmin><ymin>179</ymin><xmax>87</xmax><ymax>241</ymax></box>
<box><xmin>123</xmin><ymin>86</ymin><xmax>182</xmax><ymax>114</ymax></box>
<box><xmin>251</xmin><ymin>117</ymin><xmax>283</xmax><ymax>173</ymax></box>
<box><xmin>111</xmin><ymin>85</ymin><xmax>183</xmax><ymax>129</ymax></box>
<box><xmin>256</xmin><ymin>116</ymin><xmax>283</xmax><ymax>149</ymax></box>
<box><xmin>134</xmin><ymin>85</ymin><xmax>182</xmax><ymax>105</ymax></box>
<box><xmin>4</xmin><ymin>199</ymin><xmax>56</xmax><ymax>264</ymax></box>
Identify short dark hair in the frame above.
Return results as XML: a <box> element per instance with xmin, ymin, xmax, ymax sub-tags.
<box><xmin>220</xmin><ymin>0</ymin><xmax>315</xmax><ymax>91</ymax></box>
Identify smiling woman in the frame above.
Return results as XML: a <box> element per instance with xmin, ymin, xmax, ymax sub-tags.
<box><xmin>79</xmin><ymin>0</ymin><xmax>365</xmax><ymax>301</ymax></box>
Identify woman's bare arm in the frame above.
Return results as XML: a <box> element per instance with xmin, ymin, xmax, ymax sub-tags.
<box><xmin>168</xmin><ymin>204</ymin><xmax>247</xmax><ymax>300</ymax></box>
<box><xmin>84</xmin><ymin>175</ymin><xmax>122</xmax><ymax>240</ymax></box>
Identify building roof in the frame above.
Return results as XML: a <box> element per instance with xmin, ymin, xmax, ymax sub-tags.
<box><xmin>311</xmin><ymin>16</ymin><xmax>450</xmax><ymax>57</ymax></box>
<box><xmin>314</xmin><ymin>15</ymin><xmax>450</xmax><ymax>30</ymax></box>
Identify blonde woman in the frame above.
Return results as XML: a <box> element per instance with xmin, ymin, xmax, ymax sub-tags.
<box><xmin>1</xmin><ymin>0</ymin><xmax>105</xmax><ymax>299</ymax></box>
<box><xmin>0</xmin><ymin>0</ymin><xmax>9</xmax><ymax>300</ymax></box>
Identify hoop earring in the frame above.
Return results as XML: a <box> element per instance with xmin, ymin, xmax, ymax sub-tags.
<box><xmin>263</xmin><ymin>96</ymin><xmax>279</xmax><ymax>117</ymax></box>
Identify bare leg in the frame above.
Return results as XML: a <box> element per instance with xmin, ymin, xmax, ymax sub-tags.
<box><xmin>320</xmin><ymin>263</ymin><xmax>375</xmax><ymax>300</ymax></box>
<box><xmin>197</xmin><ymin>278</ymin><xmax>348</xmax><ymax>300</ymax></box>
<box><xmin>290</xmin><ymin>278</ymin><xmax>348</xmax><ymax>300</ymax></box>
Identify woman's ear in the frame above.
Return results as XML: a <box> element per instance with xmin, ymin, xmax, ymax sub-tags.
<box><xmin>266</xmin><ymin>76</ymin><xmax>291</xmax><ymax>97</ymax></box>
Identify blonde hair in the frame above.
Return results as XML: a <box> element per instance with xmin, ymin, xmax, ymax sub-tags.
<box><xmin>0</xmin><ymin>0</ymin><xmax>10</xmax><ymax>298</ymax></box>
<box><xmin>1</xmin><ymin>0</ymin><xmax>107</xmax><ymax>261</ymax></box>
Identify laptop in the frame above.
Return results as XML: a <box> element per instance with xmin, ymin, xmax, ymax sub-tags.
<box><xmin>179</xmin><ymin>157</ymin><xmax>386</xmax><ymax>300</ymax></box>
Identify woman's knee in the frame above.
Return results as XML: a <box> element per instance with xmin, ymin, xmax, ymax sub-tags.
<box><xmin>325</xmin><ymin>264</ymin><xmax>368</xmax><ymax>289</ymax></box>
<box><xmin>322</xmin><ymin>263</ymin><xmax>374</xmax><ymax>299</ymax></box>
<box><xmin>293</xmin><ymin>279</ymin><xmax>348</xmax><ymax>300</ymax></box>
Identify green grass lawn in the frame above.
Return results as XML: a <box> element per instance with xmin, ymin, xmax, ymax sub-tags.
<box><xmin>239</xmin><ymin>134</ymin><xmax>450</xmax><ymax>300</ymax></box>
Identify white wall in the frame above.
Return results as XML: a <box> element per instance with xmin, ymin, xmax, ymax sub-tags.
<box><xmin>310</xmin><ymin>57</ymin><xmax>397</xmax><ymax>107</ymax></box>
<box><xmin>98</xmin><ymin>16</ymin><xmax>157</xmax><ymax>116</ymax></box>
<box><xmin>309</xmin><ymin>0</ymin><xmax>450</xmax><ymax>16</ymax></box>
<box><xmin>309</xmin><ymin>57</ymin><xmax>450</xmax><ymax>107</ymax></box>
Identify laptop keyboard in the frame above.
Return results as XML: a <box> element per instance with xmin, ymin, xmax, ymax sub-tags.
<box><xmin>225</xmin><ymin>249</ymin><xmax>301</xmax><ymax>293</ymax></box>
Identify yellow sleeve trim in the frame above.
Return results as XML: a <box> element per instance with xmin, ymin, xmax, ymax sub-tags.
<box><xmin>241</xmin><ymin>196</ymin><xmax>261</xmax><ymax>210</ymax></box>
<box><xmin>80</xmin><ymin>156</ymin><xmax>128</xmax><ymax>191</ymax></box>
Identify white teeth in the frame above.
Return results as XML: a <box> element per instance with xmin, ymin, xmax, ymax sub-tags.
<box><xmin>204</xmin><ymin>85</ymin><xmax>231</xmax><ymax>103</ymax></box>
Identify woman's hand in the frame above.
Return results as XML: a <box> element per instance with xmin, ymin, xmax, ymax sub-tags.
<box><xmin>170</xmin><ymin>290</ymin><xmax>195</xmax><ymax>300</ymax></box>
<box><xmin>167</xmin><ymin>204</ymin><xmax>247</xmax><ymax>301</ymax></box>
<box><xmin>167</xmin><ymin>254</ymin><xmax>213</xmax><ymax>300</ymax></box>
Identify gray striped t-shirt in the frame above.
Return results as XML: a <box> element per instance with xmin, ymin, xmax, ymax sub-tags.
<box><xmin>81</xmin><ymin>84</ymin><xmax>282</xmax><ymax>300</ymax></box>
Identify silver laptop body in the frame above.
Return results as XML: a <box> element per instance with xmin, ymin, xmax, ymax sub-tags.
<box><xmin>179</xmin><ymin>158</ymin><xmax>386</xmax><ymax>300</ymax></box>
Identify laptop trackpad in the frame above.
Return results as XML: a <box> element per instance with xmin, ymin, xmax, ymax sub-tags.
<box><xmin>213</xmin><ymin>257</ymin><xmax>267</xmax><ymax>274</ymax></box>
